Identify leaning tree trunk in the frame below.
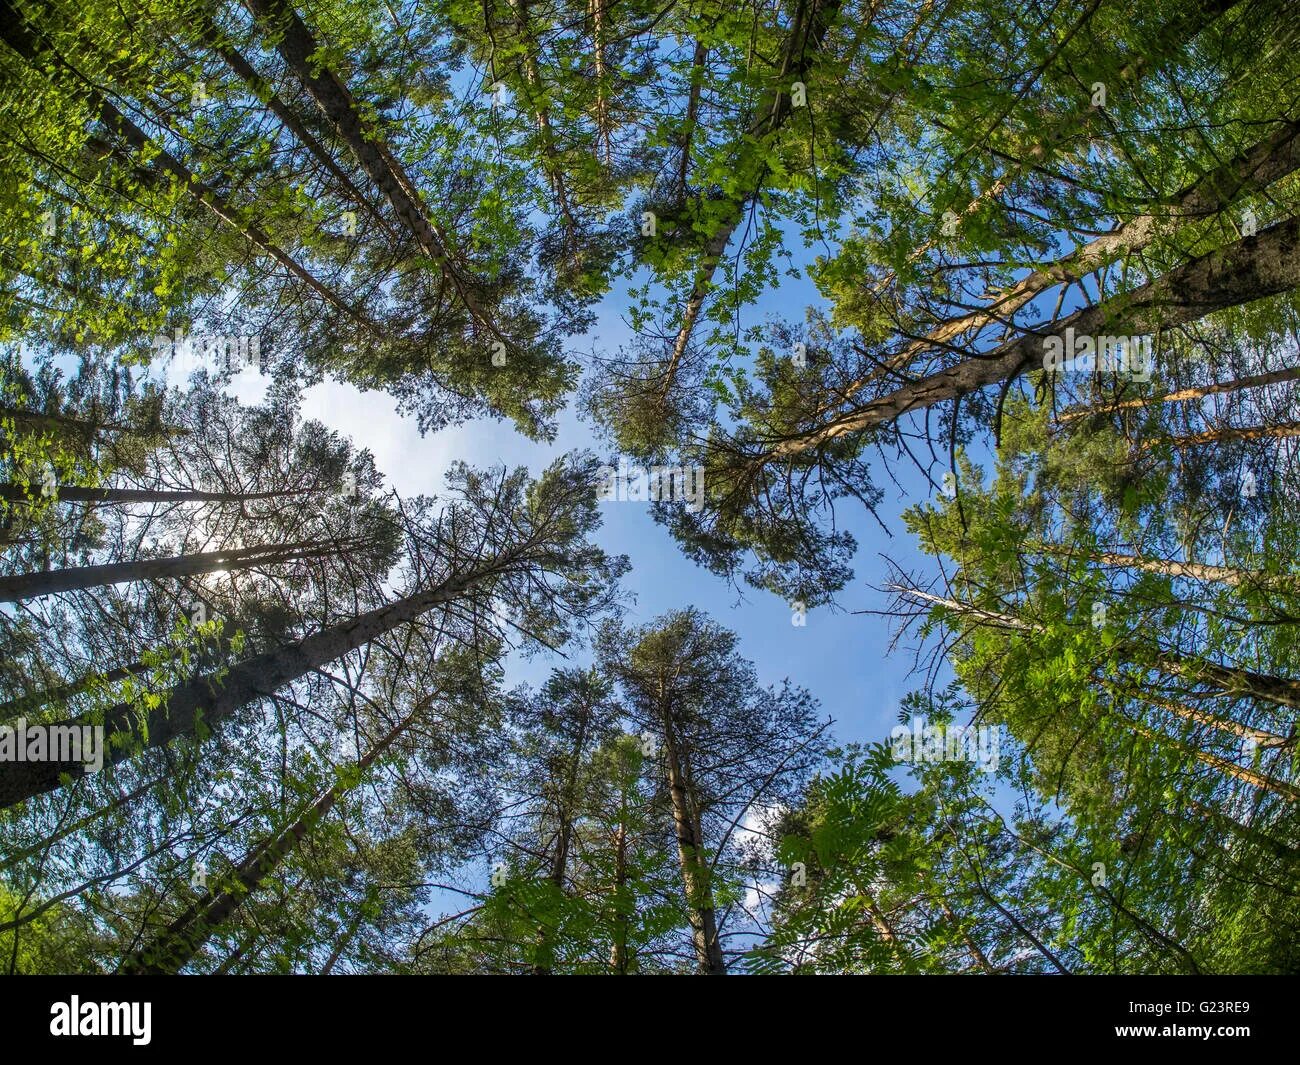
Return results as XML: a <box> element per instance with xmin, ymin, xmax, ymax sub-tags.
<box><xmin>0</xmin><ymin>549</ymin><xmax>515</xmax><ymax>809</ymax></box>
<box><xmin>245</xmin><ymin>0</ymin><xmax>503</xmax><ymax>342</ymax></box>
<box><xmin>0</xmin><ymin>484</ymin><xmax>325</xmax><ymax>507</ymax></box>
<box><xmin>760</xmin><ymin>214</ymin><xmax>1300</xmax><ymax>463</ymax></box>
<box><xmin>0</xmin><ymin>538</ymin><xmax>355</xmax><ymax>602</ymax></box>
<box><xmin>894</xmin><ymin>583</ymin><xmax>1300</xmax><ymax>713</ymax></box>
<box><xmin>120</xmin><ymin>698</ymin><xmax>426</xmax><ymax>973</ymax></box>
<box><xmin>0</xmin><ymin>660</ymin><xmax>150</xmax><ymax>723</ymax></box>
<box><xmin>0</xmin><ymin>0</ymin><xmax>374</xmax><ymax>330</ymax></box>
<box><xmin>1057</xmin><ymin>365</ymin><xmax>1300</xmax><ymax>424</ymax></box>
<box><xmin>653</xmin><ymin>0</ymin><xmax>843</xmax><ymax>407</ymax></box>
<box><xmin>1152</xmin><ymin>419</ymin><xmax>1300</xmax><ymax>450</ymax></box>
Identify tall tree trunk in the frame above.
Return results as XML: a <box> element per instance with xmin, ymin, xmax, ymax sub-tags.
<box><xmin>0</xmin><ymin>537</ymin><xmax>354</xmax><ymax>603</ymax></box>
<box><xmin>589</xmin><ymin>0</ymin><xmax>612</xmax><ymax>168</ymax></box>
<box><xmin>0</xmin><ymin>660</ymin><xmax>149</xmax><ymax>723</ymax></box>
<box><xmin>939</xmin><ymin>899</ymin><xmax>997</xmax><ymax>973</ymax></box>
<box><xmin>823</xmin><ymin>24</ymin><xmax>1290</xmax><ymax>410</ymax></box>
<box><xmin>1030</xmin><ymin>541</ymin><xmax>1297</xmax><ymax>590</ymax></box>
<box><xmin>1126</xmin><ymin>719</ymin><xmax>1300</xmax><ymax>802</ymax></box>
<box><xmin>609</xmin><ymin>818</ymin><xmax>630</xmax><ymax>974</ymax></box>
<box><xmin>320</xmin><ymin>910</ymin><xmax>366</xmax><ymax>975</ymax></box>
<box><xmin>652</xmin><ymin>0</ymin><xmax>843</xmax><ymax>409</ymax></box>
<box><xmin>503</xmin><ymin>0</ymin><xmax>578</xmax><ymax>238</ymax></box>
<box><xmin>120</xmin><ymin>698</ymin><xmax>425</xmax><ymax>973</ymax></box>
<box><xmin>532</xmin><ymin>693</ymin><xmax>592</xmax><ymax>974</ymax></box>
<box><xmin>0</xmin><ymin>484</ymin><xmax>323</xmax><ymax>506</ymax></box>
<box><xmin>1143</xmin><ymin>693</ymin><xmax>1290</xmax><ymax>750</ymax></box>
<box><xmin>0</xmin><ymin>773</ymin><xmax>159</xmax><ymax>875</ymax></box>
<box><xmin>0</xmin><ymin>548</ymin><xmax>519</xmax><ymax>809</ymax></box>
<box><xmin>659</xmin><ymin>703</ymin><xmax>726</xmax><ymax>973</ymax></box>
<box><xmin>0</xmin><ymin>0</ymin><xmax>373</xmax><ymax>330</ymax></box>
<box><xmin>0</xmin><ymin>405</ymin><xmax>177</xmax><ymax>440</ymax></box>
<box><xmin>759</xmin><ymin>214</ymin><xmax>1300</xmax><ymax>463</ymax></box>
<box><xmin>1185</xmin><ymin>799</ymin><xmax>1300</xmax><ymax>863</ymax></box>
<box><xmin>200</xmin><ymin>18</ymin><xmax>390</xmax><ymax>234</ymax></box>
<box><xmin>1152</xmin><ymin>419</ymin><xmax>1300</xmax><ymax>450</ymax></box>
<box><xmin>244</xmin><ymin>0</ymin><xmax>505</xmax><ymax>343</ymax></box>
<box><xmin>1057</xmin><ymin>365</ymin><xmax>1300</xmax><ymax>424</ymax></box>
<box><xmin>892</xmin><ymin>583</ymin><xmax>1300</xmax><ymax>713</ymax></box>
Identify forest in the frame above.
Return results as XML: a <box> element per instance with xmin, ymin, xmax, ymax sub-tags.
<box><xmin>0</xmin><ymin>0</ymin><xmax>1298</xmax><ymax>976</ymax></box>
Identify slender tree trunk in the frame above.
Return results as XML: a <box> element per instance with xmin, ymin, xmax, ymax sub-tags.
<box><xmin>609</xmin><ymin>818</ymin><xmax>630</xmax><ymax>974</ymax></box>
<box><xmin>0</xmin><ymin>405</ymin><xmax>177</xmax><ymax>440</ymax></box>
<box><xmin>1030</xmin><ymin>541</ymin><xmax>1297</xmax><ymax>590</ymax></box>
<box><xmin>589</xmin><ymin>0</ymin><xmax>612</xmax><ymax>167</ymax></box>
<box><xmin>532</xmin><ymin>695</ymin><xmax>591</xmax><ymax>974</ymax></box>
<box><xmin>1057</xmin><ymin>365</ymin><xmax>1300</xmax><ymax>423</ymax></box>
<box><xmin>0</xmin><ymin>484</ymin><xmax>323</xmax><ymax>506</ymax></box>
<box><xmin>504</xmin><ymin>0</ymin><xmax>578</xmax><ymax>236</ymax></box>
<box><xmin>675</xmin><ymin>42</ymin><xmax>708</xmax><ymax>199</ymax></box>
<box><xmin>0</xmin><ymin>537</ymin><xmax>353</xmax><ymax>603</ymax></box>
<box><xmin>244</xmin><ymin>0</ymin><xmax>504</xmax><ymax>342</ymax></box>
<box><xmin>120</xmin><ymin>699</ymin><xmax>425</xmax><ymax>973</ymax></box>
<box><xmin>939</xmin><ymin>899</ymin><xmax>997</xmax><ymax>973</ymax></box>
<box><xmin>826</xmin><ymin>26</ymin><xmax>1288</xmax><ymax>409</ymax></box>
<box><xmin>0</xmin><ymin>0</ymin><xmax>372</xmax><ymax>330</ymax></box>
<box><xmin>759</xmin><ymin>214</ymin><xmax>1300</xmax><ymax>463</ymax></box>
<box><xmin>660</xmin><ymin>705</ymin><xmax>726</xmax><ymax>973</ymax></box>
<box><xmin>893</xmin><ymin>583</ymin><xmax>1300</xmax><ymax>713</ymax></box>
<box><xmin>0</xmin><ymin>773</ymin><xmax>159</xmax><ymax>874</ymax></box>
<box><xmin>200</xmin><ymin>19</ymin><xmax>389</xmax><ymax>234</ymax></box>
<box><xmin>0</xmin><ymin>660</ymin><xmax>150</xmax><ymax>723</ymax></box>
<box><xmin>1152</xmin><ymin>419</ymin><xmax>1300</xmax><ymax>450</ymax></box>
<box><xmin>0</xmin><ymin>549</ymin><xmax>517</xmax><ymax>809</ymax></box>
<box><xmin>653</xmin><ymin>0</ymin><xmax>842</xmax><ymax>408</ymax></box>
<box><xmin>320</xmin><ymin>910</ymin><xmax>366</xmax><ymax>975</ymax></box>
<box><xmin>1127</xmin><ymin>719</ymin><xmax>1300</xmax><ymax>802</ymax></box>
<box><xmin>1185</xmin><ymin>799</ymin><xmax>1300</xmax><ymax>862</ymax></box>
<box><xmin>975</xmin><ymin>884</ymin><xmax>1072</xmax><ymax>974</ymax></box>
<box><xmin>1144</xmin><ymin>694</ymin><xmax>1290</xmax><ymax>750</ymax></box>
<box><xmin>210</xmin><ymin>928</ymin><xmax>260</xmax><ymax>975</ymax></box>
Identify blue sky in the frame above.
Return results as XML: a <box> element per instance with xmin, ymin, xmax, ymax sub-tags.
<box><xmin>209</xmin><ymin>253</ymin><xmax>950</xmax><ymax>756</ymax></box>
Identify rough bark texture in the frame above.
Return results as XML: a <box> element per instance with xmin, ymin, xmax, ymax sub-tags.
<box><xmin>0</xmin><ymin>539</ymin><xmax>342</xmax><ymax>602</ymax></box>
<box><xmin>0</xmin><ymin>558</ymin><xmax>503</xmax><ymax>808</ymax></box>
<box><xmin>121</xmin><ymin>700</ymin><xmax>424</xmax><ymax>973</ymax></box>
<box><xmin>765</xmin><ymin>214</ymin><xmax>1300</xmax><ymax>460</ymax></box>
<box><xmin>660</xmin><ymin>704</ymin><xmax>726</xmax><ymax>973</ymax></box>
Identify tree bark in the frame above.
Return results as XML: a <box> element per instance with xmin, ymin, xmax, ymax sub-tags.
<box><xmin>244</xmin><ymin>0</ymin><xmax>506</xmax><ymax>343</ymax></box>
<box><xmin>609</xmin><ymin>818</ymin><xmax>630</xmax><ymax>974</ymax></box>
<box><xmin>659</xmin><ymin>701</ymin><xmax>726</xmax><ymax>973</ymax></box>
<box><xmin>652</xmin><ymin>0</ymin><xmax>842</xmax><ymax>406</ymax></box>
<box><xmin>0</xmin><ymin>0</ymin><xmax>373</xmax><ymax>330</ymax></box>
<box><xmin>0</xmin><ymin>538</ymin><xmax>352</xmax><ymax>603</ymax></box>
<box><xmin>1153</xmin><ymin>420</ymin><xmax>1300</xmax><ymax>450</ymax></box>
<box><xmin>823</xmin><ymin>7</ymin><xmax>1282</xmax><ymax>409</ymax></box>
<box><xmin>0</xmin><ymin>660</ymin><xmax>149</xmax><ymax>723</ymax></box>
<box><xmin>1030</xmin><ymin>542</ymin><xmax>1297</xmax><ymax>591</ymax></box>
<box><xmin>200</xmin><ymin>18</ymin><xmax>389</xmax><ymax>233</ymax></box>
<box><xmin>0</xmin><ymin>549</ymin><xmax>516</xmax><ymax>809</ymax></box>
<box><xmin>1057</xmin><ymin>365</ymin><xmax>1300</xmax><ymax>423</ymax></box>
<box><xmin>0</xmin><ymin>484</ymin><xmax>323</xmax><ymax>506</ymax></box>
<box><xmin>120</xmin><ymin>699</ymin><xmax>425</xmax><ymax>973</ymax></box>
<box><xmin>759</xmin><ymin>214</ymin><xmax>1300</xmax><ymax>462</ymax></box>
